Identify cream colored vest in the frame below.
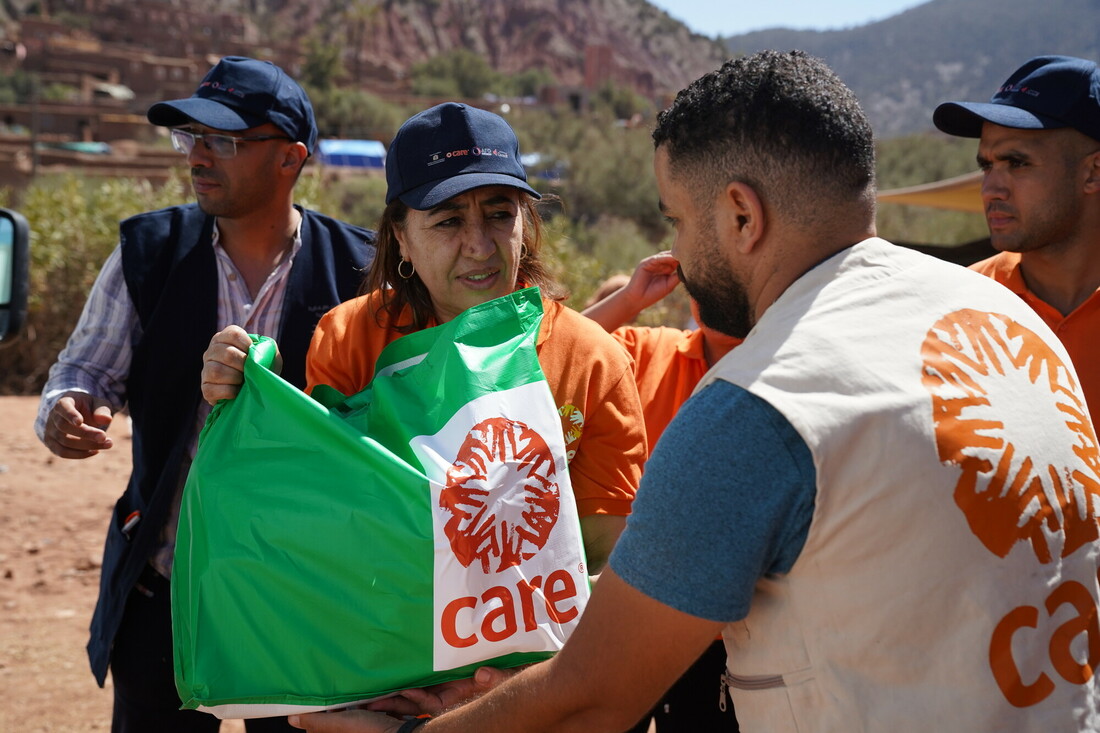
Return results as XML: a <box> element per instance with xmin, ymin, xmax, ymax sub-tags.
<box><xmin>702</xmin><ymin>239</ymin><xmax>1100</xmax><ymax>732</ymax></box>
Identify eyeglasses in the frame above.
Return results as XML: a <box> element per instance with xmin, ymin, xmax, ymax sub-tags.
<box><xmin>170</xmin><ymin>128</ymin><xmax>291</xmax><ymax>159</ymax></box>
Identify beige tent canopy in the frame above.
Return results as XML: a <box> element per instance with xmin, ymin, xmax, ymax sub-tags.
<box><xmin>876</xmin><ymin>170</ymin><xmax>993</xmax><ymax>265</ymax></box>
<box><xmin>876</xmin><ymin>170</ymin><xmax>983</xmax><ymax>213</ymax></box>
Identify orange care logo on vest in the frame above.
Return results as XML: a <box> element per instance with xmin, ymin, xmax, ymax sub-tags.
<box><xmin>921</xmin><ymin>308</ymin><xmax>1100</xmax><ymax>707</ymax></box>
<box><xmin>415</xmin><ymin>382</ymin><xmax>589</xmax><ymax>672</ymax></box>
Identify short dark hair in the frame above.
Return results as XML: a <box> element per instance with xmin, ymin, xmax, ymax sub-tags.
<box><xmin>653</xmin><ymin>50</ymin><xmax>876</xmax><ymax>226</ymax></box>
<box><xmin>364</xmin><ymin>194</ymin><xmax>565</xmax><ymax>333</ymax></box>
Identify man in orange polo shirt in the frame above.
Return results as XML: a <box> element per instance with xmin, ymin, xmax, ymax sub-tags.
<box><xmin>584</xmin><ymin>250</ymin><xmax>741</xmax><ymax>732</ymax></box>
<box><xmin>934</xmin><ymin>55</ymin><xmax>1100</xmax><ymax>423</ymax></box>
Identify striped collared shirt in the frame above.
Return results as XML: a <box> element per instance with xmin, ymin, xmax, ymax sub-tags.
<box><xmin>35</xmin><ymin>218</ymin><xmax>304</xmax><ymax>576</ymax></box>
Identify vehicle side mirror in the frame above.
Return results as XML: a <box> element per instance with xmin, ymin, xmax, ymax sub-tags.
<box><xmin>0</xmin><ymin>208</ymin><xmax>30</xmax><ymax>342</ymax></box>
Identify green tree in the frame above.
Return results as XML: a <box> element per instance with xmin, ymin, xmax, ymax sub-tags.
<box><xmin>562</xmin><ymin>125</ymin><xmax>664</xmax><ymax>236</ymax></box>
<box><xmin>342</xmin><ymin>0</ymin><xmax>381</xmax><ymax>82</ymax></box>
<box><xmin>410</xmin><ymin>49</ymin><xmax>499</xmax><ymax>99</ymax></box>
<box><xmin>0</xmin><ymin>169</ymin><xmax>345</xmax><ymax>394</ymax></box>
<box><xmin>503</xmin><ymin>68</ymin><xmax>556</xmax><ymax>99</ymax></box>
<box><xmin>0</xmin><ymin>71</ymin><xmax>77</xmax><ymax>104</ymax></box>
<box><xmin>0</xmin><ymin>71</ymin><xmax>35</xmax><ymax>104</ymax></box>
<box><xmin>591</xmin><ymin>82</ymin><xmax>652</xmax><ymax>121</ymax></box>
<box><xmin>308</xmin><ymin>86</ymin><xmax>407</xmax><ymax>140</ymax></box>
<box><xmin>301</xmin><ymin>36</ymin><xmax>345</xmax><ymax>92</ymax></box>
<box><xmin>0</xmin><ymin>174</ymin><xmax>189</xmax><ymax>393</ymax></box>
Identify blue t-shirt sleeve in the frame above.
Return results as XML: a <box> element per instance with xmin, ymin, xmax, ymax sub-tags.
<box><xmin>609</xmin><ymin>380</ymin><xmax>816</xmax><ymax>622</ymax></box>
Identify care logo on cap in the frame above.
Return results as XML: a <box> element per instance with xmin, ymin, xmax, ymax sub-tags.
<box><xmin>386</xmin><ymin>102</ymin><xmax>539</xmax><ymax>208</ymax></box>
<box><xmin>997</xmin><ymin>83</ymin><xmax>1040</xmax><ymax>98</ymax></box>
<box><xmin>199</xmin><ymin>80</ymin><xmax>246</xmax><ymax>99</ymax></box>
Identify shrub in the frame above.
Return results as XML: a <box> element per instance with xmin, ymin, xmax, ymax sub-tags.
<box><xmin>410</xmin><ymin>49</ymin><xmax>498</xmax><ymax>99</ymax></box>
<box><xmin>1</xmin><ymin>119</ymin><xmax>988</xmax><ymax>394</ymax></box>
<box><xmin>0</xmin><ymin>173</ymin><xmax>190</xmax><ymax>393</ymax></box>
<box><xmin>874</xmin><ymin>133</ymin><xmax>988</xmax><ymax>246</ymax></box>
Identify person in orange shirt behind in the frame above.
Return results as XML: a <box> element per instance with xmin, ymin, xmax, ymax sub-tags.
<box><xmin>584</xmin><ymin>251</ymin><xmax>742</xmax><ymax>451</ymax></box>
<box><xmin>933</xmin><ymin>55</ymin><xmax>1100</xmax><ymax>423</ymax></box>
<box><xmin>583</xmin><ymin>250</ymin><xmax>741</xmax><ymax>733</ymax></box>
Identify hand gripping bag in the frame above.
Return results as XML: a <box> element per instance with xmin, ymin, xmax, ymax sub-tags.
<box><xmin>171</xmin><ymin>287</ymin><xmax>590</xmax><ymax>718</ymax></box>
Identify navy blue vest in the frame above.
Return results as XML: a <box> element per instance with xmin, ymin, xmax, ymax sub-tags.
<box><xmin>87</xmin><ymin>203</ymin><xmax>375</xmax><ymax>684</ymax></box>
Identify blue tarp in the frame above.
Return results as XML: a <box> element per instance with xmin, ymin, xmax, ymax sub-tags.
<box><xmin>317</xmin><ymin>139</ymin><xmax>386</xmax><ymax>169</ymax></box>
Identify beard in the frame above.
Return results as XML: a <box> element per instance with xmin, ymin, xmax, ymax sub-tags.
<box><xmin>191</xmin><ymin>168</ymin><xmax>236</xmax><ymax>218</ymax></box>
<box><xmin>677</xmin><ymin>262</ymin><xmax>754</xmax><ymax>339</ymax></box>
<box><xmin>986</xmin><ymin>197</ymin><xmax>1081</xmax><ymax>256</ymax></box>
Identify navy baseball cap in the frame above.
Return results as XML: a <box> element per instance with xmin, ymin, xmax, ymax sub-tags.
<box><xmin>385</xmin><ymin>102</ymin><xmax>540</xmax><ymax>209</ymax></box>
<box><xmin>147</xmin><ymin>56</ymin><xmax>318</xmax><ymax>154</ymax></box>
<box><xmin>934</xmin><ymin>55</ymin><xmax>1100</xmax><ymax>143</ymax></box>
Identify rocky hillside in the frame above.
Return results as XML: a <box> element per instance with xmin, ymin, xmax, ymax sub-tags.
<box><xmin>263</xmin><ymin>0</ymin><xmax>729</xmax><ymax>96</ymax></box>
<box><xmin>6</xmin><ymin>0</ymin><xmax>1097</xmax><ymax>138</ymax></box>
<box><xmin>413</xmin><ymin>0</ymin><xmax>718</xmax><ymax>91</ymax></box>
<box><xmin>724</xmin><ymin>0</ymin><xmax>1100</xmax><ymax>137</ymax></box>
<box><xmin>5</xmin><ymin>0</ymin><xmax>727</xmax><ymax>98</ymax></box>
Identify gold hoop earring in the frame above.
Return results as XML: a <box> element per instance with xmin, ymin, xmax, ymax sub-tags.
<box><xmin>397</xmin><ymin>259</ymin><xmax>415</xmax><ymax>280</ymax></box>
<box><xmin>520</xmin><ymin>244</ymin><xmax>529</xmax><ymax>260</ymax></box>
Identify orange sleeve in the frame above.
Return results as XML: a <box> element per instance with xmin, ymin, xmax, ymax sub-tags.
<box><xmin>305</xmin><ymin>291</ymin><xmax>405</xmax><ymax>396</ymax></box>
<box><xmin>538</xmin><ymin>303</ymin><xmax>647</xmax><ymax>517</ymax></box>
<box><xmin>612</xmin><ymin>326</ymin><xmax>708</xmax><ymax>446</ymax></box>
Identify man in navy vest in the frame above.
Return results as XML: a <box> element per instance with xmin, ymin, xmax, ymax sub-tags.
<box><xmin>34</xmin><ymin>56</ymin><xmax>376</xmax><ymax>732</ymax></box>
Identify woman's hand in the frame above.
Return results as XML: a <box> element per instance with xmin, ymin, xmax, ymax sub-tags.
<box><xmin>201</xmin><ymin>325</ymin><xmax>256</xmax><ymax>405</ymax></box>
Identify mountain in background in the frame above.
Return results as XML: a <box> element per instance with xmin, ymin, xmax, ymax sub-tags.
<box><xmin>65</xmin><ymin>0</ymin><xmax>729</xmax><ymax>99</ymax></box>
<box><xmin>2</xmin><ymin>0</ymin><xmax>1097</xmax><ymax>139</ymax></box>
<box><xmin>278</xmin><ymin>0</ymin><xmax>731</xmax><ymax>97</ymax></box>
<box><xmin>724</xmin><ymin>0</ymin><xmax>1100</xmax><ymax>137</ymax></box>
<box><xmin>2</xmin><ymin>0</ymin><xmax>729</xmax><ymax>102</ymax></box>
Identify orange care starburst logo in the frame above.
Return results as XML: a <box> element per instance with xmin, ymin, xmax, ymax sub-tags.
<box><xmin>439</xmin><ymin>417</ymin><xmax>560</xmax><ymax>573</ymax></box>
<box><xmin>558</xmin><ymin>404</ymin><xmax>584</xmax><ymax>463</ymax></box>
<box><xmin>920</xmin><ymin>309</ymin><xmax>1100</xmax><ymax>564</ymax></box>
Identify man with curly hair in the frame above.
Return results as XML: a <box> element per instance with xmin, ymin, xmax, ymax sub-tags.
<box><xmin>290</xmin><ymin>51</ymin><xmax>1100</xmax><ymax>733</ymax></box>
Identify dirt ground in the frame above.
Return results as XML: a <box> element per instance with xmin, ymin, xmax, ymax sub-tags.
<box><xmin>0</xmin><ymin>396</ymin><xmax>247</xmax><ymax>732</ymax></box>
<box><xmin>0</xmin><ymin>396</ymin><xmax>653</xmax><ymax>732</ymax></box>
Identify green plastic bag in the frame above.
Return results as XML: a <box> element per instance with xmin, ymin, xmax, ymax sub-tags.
<box><xmin>172</xmin><ymin>288</ymin><xmax>590</xmax><ymax>718</ymax></box>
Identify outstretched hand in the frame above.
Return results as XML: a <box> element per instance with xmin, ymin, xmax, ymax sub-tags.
<box><xmin>288</xmin><ymin>709</ymin><xmax>402</xmax><ymax>733</ymax></box>
<box><xmin>41</xmin><ymin>391</ymin><xmax>115</xmax><ymax>459</ymax></box>
<box><xmin>289</xmin><ymin>667</ymin><xmax>517</xmax><ymax>732</ymax></box>
<box><xmin>365</xmin><ymin>666</ymin><xmax>517</xmax><ymax>717</ymax></box>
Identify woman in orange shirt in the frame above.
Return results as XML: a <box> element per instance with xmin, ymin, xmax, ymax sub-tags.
<box><xmin>201</xmin><ymin>102</ymin><xmax>646</xmax><ymax>572</ymax></box>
